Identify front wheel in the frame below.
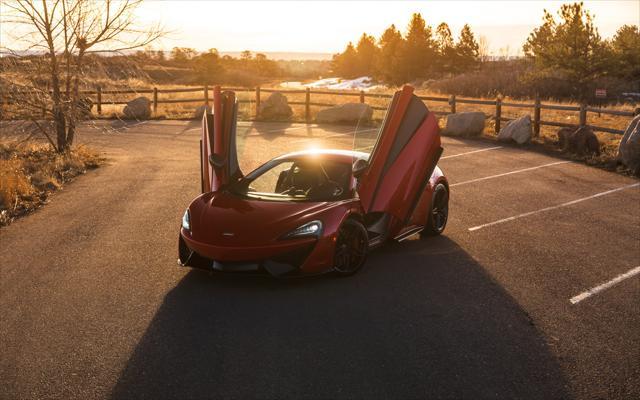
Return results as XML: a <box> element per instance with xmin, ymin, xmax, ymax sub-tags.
<box><xmin>422</xmin><ymin>183</ymin><xmax>449</xmax><ymax>236</ymax></box>
<box><xmin>333</xmin><ymin>219</ymin><xmax>368</xmax><ymax>276</ymax></box>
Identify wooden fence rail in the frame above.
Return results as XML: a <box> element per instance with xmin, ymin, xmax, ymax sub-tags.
<box><xmin>1</xmin><ymin>85</ymin><xmax>638</xmax><ymax>135</ymax></box>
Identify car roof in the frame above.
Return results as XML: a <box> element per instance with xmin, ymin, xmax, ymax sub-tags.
<box><xmin>274</xmin><ymin>149</ymin><xmax>370</xmax><ymax>163</ymax></box>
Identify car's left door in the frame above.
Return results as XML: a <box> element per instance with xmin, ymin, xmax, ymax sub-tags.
<box><xmin>201</xmin><ymin>88</ymin><xmax>243</xmax><ymax>192</ymax></box>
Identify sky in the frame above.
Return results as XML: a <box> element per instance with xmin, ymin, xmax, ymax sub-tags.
<box><xmin>134</xmin><ymin>0</ymin><xmax>640</xmax><ymax>57</ymax></box>
<box><xmin>1</xmin><ymin>1</ymin><xmax>637</xmax><ymax>57</ymax></box>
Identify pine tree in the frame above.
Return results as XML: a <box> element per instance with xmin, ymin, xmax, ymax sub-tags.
<box><xmin>435</xmin><ymin>22</ymin><xmax>456</xmax><ymax>73</ymax></box>
<box><xmin>376</xmin><ymin>24</ymin><xmax>405</xmax><ymax>85</ymax></box>
<box><xmin>402</xmin><ymin>13</ymin><xmax>436</xmax><ymax>81</ymax></box>
<box><xmin>455</xmin><ymin>24</ymin><xmax>480</xmax><ymax>72</ymax></box>
<box><xmin>610</xmin><ymin>25</ymin><xmax>640</xmax><ymax>82</ymax></box>
<box><xmin>523</xmin><ymin>2</ymin><xmax>609</xmax><ymax>99</ymax></box>
<box><xmin>355</xmin><ymin>33</ymin><xmax>378</xmax><ymax>77</ymax></box>
<box><xmin>332</xmin><ymin>42</ymin><xmax>359</xmax><ymax>78</ymax></box>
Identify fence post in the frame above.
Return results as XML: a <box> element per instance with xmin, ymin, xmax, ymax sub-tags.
<box><xmin>96</xmin><ymin>86</ymin><xmax>102</xmax><ymax>115</ymax></box>
<box><xmin>255</xmin><ymin>86</ymin><xmax>261</xmax><ymax>118</ymax></box>
<box><xmin>449</xmin><ymin>94</ymin><xmax>456</xmax><ymax>114</ymax></box>
<box><xmin>360</xmin><ymin>90</ymin><xmax>365</xmax><ymax>104</ymax></box>
<box><xmin>534</xmin><ymin>94</ymin><xmax>541</xmax><ymax>137</ymax></box>
<box><xmin>495</xmin><ymin>96</ymin><xmax>502</xmax><ymax>134</ymax></box>
<box><xmin>204</xmin><ymin>85</ymin><xmax>209</xmax><ymax>105</ymax></box>
<box><xmin>305</xmin><ymin>87</ymin><xmax>311</xmax><ymax>122</ymax></box>
<box><xmin>153</xmin><ymin>87</ymin><xmax>158</xmax><ymax>115</ymax></box>
<box><xmin>579</xmin><ymin>103</ymin><xmax>587</xmax><ymax>127</ymax></box>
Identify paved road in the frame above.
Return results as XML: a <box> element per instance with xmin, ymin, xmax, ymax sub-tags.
<box><xmin>1</xmin><ymin>120</ymin><xmax>639</xmax><ymax>399</ymax></box>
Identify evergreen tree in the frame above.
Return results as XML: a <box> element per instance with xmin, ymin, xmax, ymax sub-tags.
<box><xmin>455</xmin><ymin>24</ymin><xmax>480</xmax><ymax>72</ymax></box>
<box><xmin>610</xmin><ymin>25</ymin><xmax>640</xmax><ymax>82</ymax></box>
<box><xmin>355</xmin><ymin>33</ymin><xmax>378</xmax><ymax>77</ymax></box>
<box><xmin>402</xmin><ymin>13</ymin><xmax>436</xmax><ymax>81</ymax></box>
<box><xmin>332</xmin><ymin>42</ymin><xmax>359</xmax><ymax>78</ymax></box>
<box><xmin>523</xmin><ymin>2</ymin><xmax>608</xmax><ymax>99</ymax></box>
<box><xmin>376</xmin><ymin>24</ymin><xmax>405</xmax><ymax>85</ymax></box>
<box><xmin>435</xmin><ymin>22</ymin><xmax>456</xmax><ymax>72</ymax></box>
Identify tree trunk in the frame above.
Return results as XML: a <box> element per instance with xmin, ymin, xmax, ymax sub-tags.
<box><xmin>49</xmin><ymin>57</ymin><xmax>67</xmax><ymax>152</ymax></box>
<box><xmin>66</xmin><ymin>51</ymin><xmax>86</xmax><ymax>150</ymax></box>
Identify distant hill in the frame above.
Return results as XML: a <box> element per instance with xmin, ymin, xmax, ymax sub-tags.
<box><xmin>219</xmin><ymin>51</ymin><xmax>333</xmax><ymax>61</ymax></box>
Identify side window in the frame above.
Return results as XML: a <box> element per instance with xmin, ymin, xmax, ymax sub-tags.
<box><xmin>250</xmin><ymin>161</ymin><xmax>294</xmax><ymax>194</ymax></box>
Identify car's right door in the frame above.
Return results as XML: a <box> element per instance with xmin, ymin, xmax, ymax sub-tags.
<box><xmin>356</xmin><ymin>85</ymin><xmax>442</xmax><ymax>234</ymax></box>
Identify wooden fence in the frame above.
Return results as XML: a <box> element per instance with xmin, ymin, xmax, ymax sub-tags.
<box><xmin>3</xmin><ymin>85</ymin><xmax>638</xmax><ymax>135</ymax></box>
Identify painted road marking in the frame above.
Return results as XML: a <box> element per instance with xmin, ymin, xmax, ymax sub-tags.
<box><xmin>570</xmin><ymin>266</ymin><xmax>640</xmax><ymax>304</ymax></box>
<box><xmin>468</xmin><ymin>183</ymin><xmax>640</xmax><ymax>232</ymax></box>
<box><xmin>441</xmin><ymin>146</ymin><xmax>503</xmax><ymax>159</ymax></box>
<box><xmin>450</xmin><ymin>161</ymin><xmax>571</xmax><ymax>187</ymax></box>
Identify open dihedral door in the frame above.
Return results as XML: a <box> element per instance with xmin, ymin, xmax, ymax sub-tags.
<box><xmin>357</xmin><ymin>85</ymin><xmax>442</xmax><ymax>238</ymax></box>
<box><xmin>200</xmin><ymin>87</ymin><xmax>243</xmax><ymax>193</ymax></box>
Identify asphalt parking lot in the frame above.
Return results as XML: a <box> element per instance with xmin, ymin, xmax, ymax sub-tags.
<box><xmin>1</xmin><ymin>120</ymin><xmax>639</xmax><ymax>399</ymax></box>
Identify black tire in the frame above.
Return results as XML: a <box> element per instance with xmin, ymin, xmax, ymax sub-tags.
<box><xmin>422</xmin><ymin>183</ymin><xmax>449</xmax><ymax>236</ymax></box>
<box><xmin>333</xmin><ymin>219</ymin><xmax>368</xmax><ymax>276</ymax></box>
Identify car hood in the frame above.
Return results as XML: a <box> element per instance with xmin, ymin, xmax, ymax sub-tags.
<box><xmin>188</xmin><ymin>191</ymin><xmax>331</xmax><ymax>246</ymax></box>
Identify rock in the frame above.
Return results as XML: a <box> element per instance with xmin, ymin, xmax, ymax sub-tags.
<box><xmin>258</xmin><ymin>92</ymin><xmax>292</xmax><ymax>120</ymax></box>
<box><xmin>194</xmin><ymin>104</ymin><xmax>211</xmax><ymax>119</ymax></box>
<box><xmin>556</xmin><ymin>127</ymin><xmax>574</xmax><ymax>149</ymax></box>
<box><xmin>557</xmin><ymin>126</ymin><xmax>600</xmax><ymax>155</ymax></box>
<box><xmin>316</xmin><ymin>103</ymin><xmax>373</xmax><ymax>124</ymax></box>
<box><xmin>618</xmin><ymin>114</ymin><xmax>640</xmax><ymax>174</ymax></box>
<box><xmin>498</xmin><ymin>115</ymin><xmax>532</xmax><ymax>144</ymax></box>
<box><xmin>443</xmin><ymin>112</ymin><xmax>485</xmax><ymax>137</ymax></box>
<box><xmin>123</xmin><ymin>96</ymin><xmax>151</xmax><ymax>120</ymax></box>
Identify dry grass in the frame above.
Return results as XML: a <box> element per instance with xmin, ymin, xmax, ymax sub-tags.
<box><xmin>0</xmin><ymin>142</ymin><xmax>104</xmax><ymax>226</ymax></box>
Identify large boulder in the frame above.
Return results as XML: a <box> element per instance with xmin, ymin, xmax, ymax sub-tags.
<box><xmin>194</xmin><ymin>104</ymin><xmax>211</xmax><ymax>119</ymax></box>
<box><xmin>258</xmin><ymin>92</ymin><xmax>292</xmax><ymax>120</ymax></box>
<box><xmin>498</xmin><ymin>115</ymin><xmax>532</xmax><ymax>144</ymax></box>
<box><xmin>316</xmin><ymin>103</ymin><xmax>373</xmax><ymax>124</ymax></box>
<box><xmin>443</xmin><ymin>112</ymin><xmax>485</xmax><ymax>137</ymax></box>
<box><xmin>557</xmin><ymin>126</ymin><xmax>600</xmax><ymax>155</ymax></box>
<box><xmin>123</xmin><ymin>96</ymin><xmax>151</xmax><ymax>120</ymax></box>
<box><xmin>618</xmin><ymin>114</ymin><xmax>640</xmax><ymax>174</ymax></box>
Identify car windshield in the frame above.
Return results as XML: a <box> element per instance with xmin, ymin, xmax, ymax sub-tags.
<box><xmin>228</xmin><ymin>157</ymin><xmax>352</xmax><ymax>202</ymax></box>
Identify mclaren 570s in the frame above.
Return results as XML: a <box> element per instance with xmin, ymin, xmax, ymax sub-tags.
<box><xmin>178</xmin><ymin>85</ymin><xmax>448</xmax><ymax>277</ymax></box>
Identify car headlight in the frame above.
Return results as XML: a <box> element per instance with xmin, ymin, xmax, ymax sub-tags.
<box><xmin>182</xmin><ymin>209</ymin><xmax>191</xmax><ymax>231</ymax></box>
<box><xmin>281</xmin><ymin>220</ymin><xmax>323</xmax><ymax>239</ymax></box>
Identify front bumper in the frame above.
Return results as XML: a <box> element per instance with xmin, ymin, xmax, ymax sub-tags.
<box><xmin>178</xmin><ymin>233</ymin><xmax>322</xmax><ymax>277</ymax></box>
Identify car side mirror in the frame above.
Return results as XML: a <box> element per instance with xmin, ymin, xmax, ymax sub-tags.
<box><xmin>209</xmin><ymin>154</ymin><xmax>226</xmax><ymax>169</ymax></box>
<box><xmin>352</xmin><ymin>159</ymin><xmax>368</xmax><ymax>178</ymax></box>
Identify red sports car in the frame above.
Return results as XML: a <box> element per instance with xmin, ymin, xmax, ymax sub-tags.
<box><xmin>178</xmin><ymin>85</ymin><xmax>448</xmax><ymax>277</ymax></box>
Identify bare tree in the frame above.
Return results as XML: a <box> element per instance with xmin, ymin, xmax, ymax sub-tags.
<box><xmin>478</xmin><ymin>35</ymin><xmax>490</xmax><ymax>63</ymax></box>
<box><xmin>1</xmin><ymin>0</ymin><xmax>163</xmax><ymax>151</ymax></box>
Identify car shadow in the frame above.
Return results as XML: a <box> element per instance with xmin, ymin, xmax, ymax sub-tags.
<box><xmin>110</xmin><ymin>236</ymin><xmax>570</xmax><ymax>399</ymax></box>
<box><xmin>249</xmin><ymin>121</ymin><xmax>294</xmax><ymax>139</ymax></box>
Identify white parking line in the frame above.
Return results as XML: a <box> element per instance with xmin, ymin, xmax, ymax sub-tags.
<box><xmin>441</xmin><ymin>146</ymin><xmax>503</xmax><ymax>159</ymax></box>
<box><xmin>570</xmin><ymin>266</ymin><xmax>640</xmax><ymax>304</ymax></box>
<box><xmin>468</xmin><ymin>182</ymin><xmax>640</xmax><ymax>232</ymax></box>
<box><xmin>450</xmin><ymin>161</ymin><xmax>571</xmax><ymax>187</ymax></box>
